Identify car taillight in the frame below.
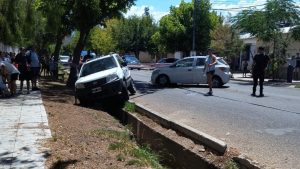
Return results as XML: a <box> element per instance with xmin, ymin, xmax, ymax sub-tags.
<box><xmin>219</xmin><ymin>67</ymin><xmax>226</xmax><ymax>72</ymax></box>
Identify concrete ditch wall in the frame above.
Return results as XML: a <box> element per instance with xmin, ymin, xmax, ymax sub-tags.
<box><xmin>119</xmin><ymin>101</ymin><xmax>264</xmax><ymax>169</ymax></box>
<box><xmin>120</xmin><ymin>110</ymin><xmax>220</xmax><ymax>169</ymax></box>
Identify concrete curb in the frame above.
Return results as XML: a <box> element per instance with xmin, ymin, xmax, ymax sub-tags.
<box><xmin>130</xmin><ymin>101</ymin><xmax>227</xmax><ymax>155</ymax></box>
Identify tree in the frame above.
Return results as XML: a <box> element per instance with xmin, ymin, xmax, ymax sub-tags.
<box><xmin>111</xmin><ymin>14</ymin><xmax>157</xmax><ymax>57</ymax></box>
<box><xmin>211</xmin><ymin>22</ymin><xmax>243</xmax><ymax>65</ymax></box>
<box><xmin>157</xmin><ymin>0</ymin><xmax>213</xmax><ymax>55</ymax></box>
<box><xmin>88</xmin><ymin>23</ymin><xmax>117</xmax><ymax>55</ymax></box>
<box><xmin>232</xmin><ymin>0</ymin><xmax>300</xmax><ymax>78</ymax></box>
<box><xmin>66</xmin><ymin>0</ymin><xmax>135</xmax><ymax>86</ymax></box>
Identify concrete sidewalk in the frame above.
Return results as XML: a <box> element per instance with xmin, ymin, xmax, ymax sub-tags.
<box><xmin>231</xmin><ymin>73</ymin><xmax>300</xmax><ymax>85</ymax></box>
<box><xmin>0</xmin><ymin>91</ymin><xmax>51</xmax><ymax>169</ymax></box>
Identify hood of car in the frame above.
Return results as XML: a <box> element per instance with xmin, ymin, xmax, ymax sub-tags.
<box><xmin>76</xmin><ymin>67</ymin><xmax>118</xmax><ymax>84</ymax></box>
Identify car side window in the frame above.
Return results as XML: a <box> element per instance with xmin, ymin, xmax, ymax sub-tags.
<box><xmin>175</xmin><ymin>58</ymin><xmax>194</xmax><ymax>67</ymax></box>
<box><xmin>196</xmin><ymin>58</ymin><xmax>205</xmax><ymax>66</ymax></box>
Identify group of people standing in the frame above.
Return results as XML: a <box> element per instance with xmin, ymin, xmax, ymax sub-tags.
<box><xmin>0</xmin><ymin>47</ymin><xmax>41</xmax><ymax>97</ymax></box>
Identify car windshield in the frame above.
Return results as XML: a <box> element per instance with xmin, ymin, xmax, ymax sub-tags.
<box><xmin>217</xmin><ymin>58</ymin><xmax>229</xmax><ymax>65</ymax></box>
<box><xmin>80</xmin><ymin>57</ymin><xmax>117</xmax><ymax>77</ymax></box>
<box><xmin>124</xmin><ymin>55</ymin><xmax>140</xmax><ymax>64</ymax></box>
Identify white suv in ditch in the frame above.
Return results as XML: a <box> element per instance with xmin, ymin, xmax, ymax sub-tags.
<box><xmin>75</xmin><ymin>54</ymin><xmax>135</xmax><ymax>105</ymax></box>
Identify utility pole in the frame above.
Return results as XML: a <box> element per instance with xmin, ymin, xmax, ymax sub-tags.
<box><xmin>191</xmin><ymin>0</ymin><xmax>199</xmax><ymax>56</ymax></box>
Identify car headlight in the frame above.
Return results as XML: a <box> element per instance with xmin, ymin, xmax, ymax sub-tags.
<box><xmin>106</xmin><ymin>73</ymin><xmax>119</xmax><ymax>83</ymax></box>
<box><xmin>75</xmin><ymin>83</ymin><xmax>85</xmax><ymax>89</ymax></box>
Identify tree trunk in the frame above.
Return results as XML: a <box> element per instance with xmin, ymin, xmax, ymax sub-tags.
<box><xmin>53</xmin><ymin>32</ymin><xmax>65</xmax><ymax>79</ymax></box>
<box><xmin>66</xmin><ymin>29</ymin><xmax>90</xmax><ymax>87</ymax></box>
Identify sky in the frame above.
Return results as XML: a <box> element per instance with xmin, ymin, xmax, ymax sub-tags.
<box><xmin>125</xmin><ymin>0</ymin><xmax>300</xmax><ymax>21</ymax></box>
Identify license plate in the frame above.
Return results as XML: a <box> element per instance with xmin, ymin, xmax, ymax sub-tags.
<box><xmin>92</xmin><ymin>87</ymin><xmax>102</xmax><ymax>93</ymax></box>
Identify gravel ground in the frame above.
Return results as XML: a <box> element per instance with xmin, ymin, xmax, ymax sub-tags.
<box><xmin>41</xmin><ymin>79</ymin><xmax>153</xmax><ymax>169</ymax></box>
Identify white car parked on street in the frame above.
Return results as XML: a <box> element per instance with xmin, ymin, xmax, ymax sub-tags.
<box><xmin>151</xmin><ymin>56</ymin><xmax>231</xmax><ymax>87</ymax></box>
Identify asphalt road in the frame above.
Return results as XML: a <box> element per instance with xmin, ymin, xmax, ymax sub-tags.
<box><xmin>130</xmin><ymin>70</ymin><xmax>300</xmax><ymax>169</ymax></box>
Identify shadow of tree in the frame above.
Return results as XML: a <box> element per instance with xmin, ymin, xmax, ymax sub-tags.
<box><xmin>49</xmin><ymin>160</ymin><xmax>78</xmax><ymax>169</ymax></box>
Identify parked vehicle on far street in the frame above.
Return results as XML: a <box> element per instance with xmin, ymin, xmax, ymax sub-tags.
<box><xmin>152</xmin><ymin>58</ymin><xmax>179</xmax><ymax>69</ymax></box>
<box><xmin>122</xmin><ymin>55</ymin><xmax>143</xmax><ymax>70</ymax></box>
<box><xmin>151</xmin><ymin>56</ymin><xmax>231</xmax><ymax>87</ymax></box>
<box><xmin>75</xmin><ymin>54</ymin><xmax>136</xmax><ymax>105</ymax></box>
<box><xmin>59</xmin><ymin>55</ymin><xmax>70</xmax><ymax>67</ymax></box>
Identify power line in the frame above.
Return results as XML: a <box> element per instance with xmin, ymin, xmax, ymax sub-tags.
<box><xmin>211</xmin><ymin>3</ymin><xmax>266</xmax><ymax>11</ymax></box>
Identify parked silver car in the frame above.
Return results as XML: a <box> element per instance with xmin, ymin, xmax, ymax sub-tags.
<box><xmin>151</xmin><ymin>56</ymin><xmax>231</xmax><ymax>87</ymax></box>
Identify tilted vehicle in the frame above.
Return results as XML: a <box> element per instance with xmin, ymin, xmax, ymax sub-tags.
<box><xmin>151</xmin><ymin>56</ymin><xmax>231</xmax><ymax>87</ymax></box>
<box><xmin>75</xmin><ymin>54</ymin><xmax>136</xmax><ymax>105</ymax></box>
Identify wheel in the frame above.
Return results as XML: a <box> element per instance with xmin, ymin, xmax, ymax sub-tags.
<box><xmin>212</xmin><ymin>76</ymin><xmax>223</xmax><ymax>88</ymax></box>
<box><xmin>120</xmin><ymin>84</ymin><xmax>129</xmax><ymax>101</ymax></box>
<box><xmin>156</xmin><ymin>75</ymin><xmax>170</xmax><ymax>87</ymax></box>
<box><xmin>78</xmin><ymin>98</ymin><xmax>89</xmax><ymax>106</ymax></box>
<box><xmin>127</xmin><ymin>79</ymin><xmax>136</xmax><ymax>94</ymax></box>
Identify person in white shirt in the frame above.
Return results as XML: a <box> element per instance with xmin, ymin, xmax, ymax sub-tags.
<box><xmin>0</xmin><ymin>61</ymin><xmax>20</xmax><ymax>96</ymax></box>
<box><xmin>204</xmin><ymin>48</ymin><xmax>217</xmax><ymax>95</ymax></box>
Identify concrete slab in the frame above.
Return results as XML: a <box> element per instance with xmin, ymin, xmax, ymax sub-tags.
<box><xmin>0</xmin><ymin>91</ymin><xmax>51</xmax><ymax>169</ymax></box>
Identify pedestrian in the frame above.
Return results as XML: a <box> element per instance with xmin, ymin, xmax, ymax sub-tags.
<box><xmin>27</xmin><ymin>46</ymin><xmax>41</xmax><ymax>91</ymax></box>
<box><xmin>242</xmin><ymin>60</ymin><xmax>248</xmax><ymax>77</ymax></box>
<box><xmin>204</xmin><ymin>48</ymin><xmax>217</xmax><ymax>95</ymax></box>
<box><xmin>251</xmin><ymin>47</ymin><xmax>269</xmax><ymax>97</ymax></box>
<box><xmin>0</xmin><ymin>60</ymin><xmax>20</xmax><ymax>96</ymax></box>
<box><xmin>15</xmin><ymin>47</ymin><xmax>31</xmax><ymax>94</ymax></box>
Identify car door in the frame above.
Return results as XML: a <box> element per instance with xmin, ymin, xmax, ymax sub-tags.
<box><xmin>168</xmin><ymin>58</ymin><xmax>195</xmax><ymax>84</ymax></box>
<box><xmin>193</xmin><ymin>58</ymin><xmax>206</xmax><ymax>84</ymax></box>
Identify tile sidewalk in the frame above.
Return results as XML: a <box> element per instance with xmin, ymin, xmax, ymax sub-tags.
<box><xmin>0</xmin><ymin>91</ymin><xmax>51</xmax><ymax>169</ymax></box>
<box><xmin>232</xmin><ymin>73</ymin><xmax>300</xmax><ymax>84</ymax></box>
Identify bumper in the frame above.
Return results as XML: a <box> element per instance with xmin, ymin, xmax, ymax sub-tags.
<box><xmin>222</xmin><ymin>72</ymin><xmax>231</xmax><ymax>84</ymax></box>
<box><xmin>75</xmin><ymin>79</ymin><xmax>123</xmax><ymax>100</ymax></box>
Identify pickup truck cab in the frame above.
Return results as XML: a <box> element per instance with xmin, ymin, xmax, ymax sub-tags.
<box><xmin>75</xmin><ymin>54</ymin><xmax>135</xmax><ymax>105</ymax></box>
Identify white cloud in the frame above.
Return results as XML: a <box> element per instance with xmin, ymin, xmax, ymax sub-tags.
<box><xmin>124</xmin><ymin>6</ymin><xmax>169</xmax><ymax>22</ymax></box>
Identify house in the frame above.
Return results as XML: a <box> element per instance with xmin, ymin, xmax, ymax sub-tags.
<box><xmin>239</xmin><ymin>27</ymin><xmax>300</xmax><ymax>80</ymax></box>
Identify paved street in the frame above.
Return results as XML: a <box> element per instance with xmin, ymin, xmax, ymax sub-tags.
<box><xmin>0</xmin><ymin>91</ymin><xmax>51</xmax><ymax>169</ymax></box>
<box><xmin>130</xmin><ymin>70</ymin><xmax>300</xmax><ymax>169</ymax></box>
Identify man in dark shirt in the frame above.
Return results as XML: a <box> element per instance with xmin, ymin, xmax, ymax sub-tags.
<box><xmin>252</xmin><ymin>47</ymin><xmax>269</xmax><ymax>97</ymax></box>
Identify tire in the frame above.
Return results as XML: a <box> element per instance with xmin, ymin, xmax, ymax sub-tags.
<box><xmin>156</xmin><ymin>75</ymin><xmax>170</xmax><ymax>87</ymax></box>
<box><xmin>212</xmin><ymin>76</ymin><xmax>223</xmax><ymax>88</ymax></box>
<box><xmin>78</xmin><ymin>98</ymin><xmax>89</xmax><ymax>106</ymax></box>
<box><xmin>120</xmin><ymin>84</ymin><xmax>129</xmax><ymax>101</ymax></box>
<box><xmin>127</xmin><ymin>79</ymin><xmax>136</xmax><ymax>94</ymax></box>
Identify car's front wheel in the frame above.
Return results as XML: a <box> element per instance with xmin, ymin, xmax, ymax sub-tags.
<box><xmin>120</xmin><ymin>83</ymin><xmax>129</xmax><ymax>101</ymax></box>
<box><xmin>127</xmin><ymin>79</ymin><xmax>136</xmax><ymax>95</ymax></box>
<box><xmin>156</xmin><ymin>75</ymin><xmax>170</xmax><ymax>87</ymax></box>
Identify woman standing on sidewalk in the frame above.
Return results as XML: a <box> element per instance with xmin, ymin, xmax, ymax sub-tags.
<box><xmin>204</xmin><ymin>48</ymin><xmax>217</xmax><ymax>95</ymax></box>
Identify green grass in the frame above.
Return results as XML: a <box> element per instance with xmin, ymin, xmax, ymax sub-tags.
<box><xmin>225</xmin><ymin>160</ymin><xmax>239</xmax><ymax>169</ymax></box>
<box><xmin>295</xmin><ymin>84</ymin><xmax>300</xmax><ymax>88</ymax></box>
<box><xmin>124</xmin><ymin>102</ymin><xmax>136</xmax><ymax>112</ymax></box>
<box><xmin>91</xmin><ymin>128</ymin><xmax>165</xmax><ymax>169</ymax></box>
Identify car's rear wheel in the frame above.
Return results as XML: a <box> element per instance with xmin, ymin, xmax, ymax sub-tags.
<box><xmin>212</xmin><ymin>76</ymin><xmax>223</xmax><ymax>88</ymax></box>
<box><xmin>127</xmin><ymin>79</ymin><xmax>136</xmax><ymax>95</ymax></box>
<box><xmin>157</xmin><ymin>75</ymin><xmax>170</xmax><ymax>87</ymax></box>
